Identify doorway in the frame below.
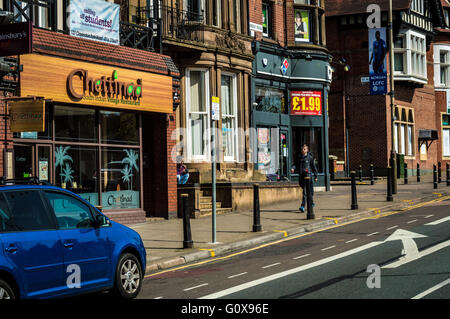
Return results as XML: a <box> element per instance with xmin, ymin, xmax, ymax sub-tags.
<box><xmin>292</xmin><ymin>127</ymin><xmax>323</xmax><ymax>174</ymax></box>
<box><xmin>13</xmin><ymin>144</ymin><xmax>52</xmax><ymax>182</ymax></box>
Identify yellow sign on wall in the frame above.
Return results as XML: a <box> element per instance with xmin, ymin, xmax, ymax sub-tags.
<box><xmin>10</xmin><ymin>99</ymin><xmax>45</xmax><ymax>132</ymax></box>
<box><xmin>20</xmin><ymin>54</ymin><xmax>173</xmax><ymax>113</ymax></box>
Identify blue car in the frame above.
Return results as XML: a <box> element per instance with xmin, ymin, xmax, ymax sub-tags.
<box><xmin>0</xmin><ymin>179</ymin><xmax>146</xmax><ymax>299</ymax></box>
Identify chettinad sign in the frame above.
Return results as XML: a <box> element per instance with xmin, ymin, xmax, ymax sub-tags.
<box><xmin>20</xmin><ymin>54</ymin><xmax>173</xmax><ymax>113</ymax></box>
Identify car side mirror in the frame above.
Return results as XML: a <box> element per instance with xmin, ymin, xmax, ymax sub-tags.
<box><xmin>95</xmin><ymin>214</ymin><xmax>110</xmax><ymax>227</ymax></box>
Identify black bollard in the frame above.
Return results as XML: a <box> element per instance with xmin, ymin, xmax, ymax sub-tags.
<box><xmin>305</xmin><ymin>176</ymin><xmax>315</xmax><ymax>219</ymax></box>
<box><xmin>433</xmin><ymin>164</ymin><xmax>438</xmax><ymax>189</ymax></box>
<box><xmin>359</xmin><ymin>165</ymin><xmax>363</xmax><ymax>182</ymax></box>
<box><xmin>370</xmin><ymin>164</ymin><xmax>375</xmax><ymax>185</ymax></box>
<box><xmin>447</xmin><ymin>163</ymin><xmax>450</xmax><ymax>187</ymax></box>
<box><xmin>351</xmin><ymin>171</ymin><xmax>358</xmax><ymax>209</ymax></box>
<box><xmin>253</xmin><ymin>184</ymin><xmax>262</xmax><ymax>232</ymax></box>
<box><xmin>181</xmin><ymin>194</ymin><xmax>193</xmax><ymax>249</ymax></box>
<box><xmin>404</xmin><ymin>163</ymin><xmax>408</xmax><ymax>185</ymax></box>
<box><xmin>417</xmin><ymin>163</ymin><xmax>420</xmax><ymax>183</ymax></box>
<box><xmin>387</xmin><ymin>166</ymin><xmax>393</xmax><ymax>201</ymax></box>
<box><xmin>438</xmin><ymin>162</ymin><xmax>442</xmax><ymax>183</ymax></box>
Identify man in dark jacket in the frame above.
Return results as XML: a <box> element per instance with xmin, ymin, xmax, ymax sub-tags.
<box><xmin>291</xmin><ymin>144</ymin><xmax>318</xmax><ymax>212</ymax></box>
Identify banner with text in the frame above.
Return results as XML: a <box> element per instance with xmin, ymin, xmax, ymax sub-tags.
<box><xmin>368</xmin><ymin>27</ymin><xmax>387</xmax><ymax>95</ymax></box>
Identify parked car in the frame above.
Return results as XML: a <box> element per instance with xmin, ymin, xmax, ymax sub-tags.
<box><xmin>0</xmin><ymin>178</ymin><xmax>146</xmax><ymax>299</ymax></box>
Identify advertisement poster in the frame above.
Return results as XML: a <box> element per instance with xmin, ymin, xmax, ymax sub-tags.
<box><xmin>294</xmin><ymin>10</ymin><xmax>309</xmax><ymax>43</ymax></box>
<box><xmin>290</xmin><ymin>91</ymin><xmax>322</xmax><ymax>116</ymax></box>
<box><xmin>69</xmin><ymin>0</ymin><xmax>120</xmax><ymax>45</ymax></box>
<box><xmin>368</xmin><ymin>27</ymin><xmax>387</xmax><ymax>95</ymax></box>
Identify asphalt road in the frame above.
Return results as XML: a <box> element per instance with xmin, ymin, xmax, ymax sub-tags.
<box><xmin>139</xmin><ymin>198</ymin><xmax>450</xmax><ymax>301</ymax></box>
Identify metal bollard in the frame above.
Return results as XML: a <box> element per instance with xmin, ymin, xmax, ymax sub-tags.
<box><xmin>447</xmin><ymin>163</ymin><xmax>450</xmax><ymax>187</ymax></box>
<box><xmin>404</xmin><ymin>163</ymin><xmax>408</xmax><ymax>185</ymax></box>
<box><xmin>253</xmin><ymin>184</ymin><xmax>262</xmax><ymax>232</ymax></box>
<box><xmin>370</xmin><ymin>164</ymin><xmax>374</xmax><ymax>185</ymax></box>
<box><xmin>181</xmin><ymin>194</ymin><xmax>193</xmax><ymax>249</ymax></box>
<box><xmin>433</xmin><ymin>165</ymin><xmax>438</xmax><ymax>189</ymax></box>
<box><xmin>351</xmin><ymin>171</ymin><xmax>358</xmax><ymax>209</ymax></box>
<box><xmin>305</xmin><ymin>176</ymin><xmax>315</xmax><ymax>219</ymax></box>
<box><xmin>417</xmin><ymin>163</ymin><xmax>420</xmax><ymax>183</ymax></box>
<box><xmin>438</xmin><ymin>162</ymin><xmax>442</xmax><ymax>183</ymax></box>
<box><xmin>387</xmin><ymin>166</ymin><xmax>393</xmax><ymax>201</ymax></box>
<box><xmin>359</xmin><ymin>165</ymin><xmax>363</xmax><ymax>182</ymax></box>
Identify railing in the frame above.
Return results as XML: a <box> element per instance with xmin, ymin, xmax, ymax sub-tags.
<box><xmin>2</xmin><ymin>0</ymin><xmax>162</xmax><ymax>52</ymax></box>
<box><xmin>137</xmin><ymin>4</ymin><xmax>205</xmax><ymax>43</ymax></box>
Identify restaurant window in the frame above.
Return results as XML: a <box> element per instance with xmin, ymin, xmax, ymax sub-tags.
<box><xmin>254</xmin><ymin>86</ymin><xmax>286</xmax><ymax>114</ymax></box>
<box><xmin>54</xmin><ymin>105</ymin><xmax>97</xmax><ymax>143</ymax></box>
<box><xmin>100</xmin><ymin>110</ymin><xmax>139</xmax><ymax>145</ymax></box>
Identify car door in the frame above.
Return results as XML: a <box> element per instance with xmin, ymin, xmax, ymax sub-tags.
<box><xmin>0</xmin><ymin>190</ymin><xmax>65</xmax><ymax>298</ymax></box>
<box><xmin>42</xmin><ymin>190</ymin><xmax>111</xmax><ymax>293</ymax></box>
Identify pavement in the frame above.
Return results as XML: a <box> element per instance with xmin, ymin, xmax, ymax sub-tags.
<box><xmin>130</xmin><ymin>173</ymin><xmax>450</xmax><ymax>274</ymax></box>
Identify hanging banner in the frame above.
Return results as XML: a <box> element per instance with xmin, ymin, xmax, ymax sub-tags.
<box><xmin>69</xmin><ymin>0</ymin><xmax>120</xmax><ymax>45</ymax></box>
<box><xmin>368</xmin><ymin>27</ymin><xmax>387</xmax><ymax>95</ymax></box>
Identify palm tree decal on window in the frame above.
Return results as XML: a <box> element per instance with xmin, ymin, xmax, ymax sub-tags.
<box><xmin>61</xmin><ymin>163</ymin><xmax>75</xmax><ymax>185</ymax></box>
<box><xmin>121</xmin><ymin>149</ymin><xmax>139</xmax><ymax>190</ymax></box>
<box><xmin>55</xmin><ymin>146</ymin><xmax>73</xmax><ymax>185</ymax></box>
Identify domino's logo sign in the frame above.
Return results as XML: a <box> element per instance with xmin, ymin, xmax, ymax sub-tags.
<box><xmin>281</xmin><ymin>58</ymin><xmax>289</xmax><ymax>75</ymax></box>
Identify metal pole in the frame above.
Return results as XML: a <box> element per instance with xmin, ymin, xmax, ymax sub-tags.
<box><xmin>370</xmin><ymin>164</ymin><xmax>374</xmax><ymax>185</ymax></box>
<box><xmin>404</xmin><ymin>163</ymin><xmax>408</xmax><ymax>185</ymax></box>
<box><xmin>438</xmin><ymin>162</ymin><xmax>442</xmax><ymax>183</ymax></box>
<box><xmin>253</xmin><ymin>184</ymin><xmax>262</xmax><ymax>232</ymax></box>
<box><xmin>388</xmin><ymin>0</ymin><xmax>397</xmax><ymax>195</ymax></box>
<box><xmin>447</xmin><ymin>163</ymin><xmax>450</xmax><ymax>187</ymax></box>
<box><xmin>359</xmin><ymin>165</ymin><xmax>363</xmax><ymax>182</ymax></box>
<box><xmin>433</xmin><ymin>164</ymin><xmax>438</xmax><ymax>189</ymax></box>
<box><xmin>387</xmin><ymin>166</ymin><xmax>393</xmax><ymax>201</ymax></box>
<box><xmin>181</xmin><ymin>194</ymin><xmax>193</xmax><ymax>249</ymax></box>
<box><xmin>417</xmin><ymin>163</ymin><xmax>420</xmax><ymax>183</ymax></box>
<box><xmin>305</xmin><ymin>176</ymin><xmax>315</xmax><ymax>219</ymax></box>
<box><xmin>351</xmin><ymin>171</ymin><xmax>358</xmax><ymax>209</ymax></box>
<box><xmin>211</xmin><ymin>122</ymin><xmax>217</xmax><ymax>244</ymax></box>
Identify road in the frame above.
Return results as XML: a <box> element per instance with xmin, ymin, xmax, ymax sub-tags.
<box><xmin>138</xmin><ymin>197</ymin><xmax>450</xmax><ymax>301</ymax></box>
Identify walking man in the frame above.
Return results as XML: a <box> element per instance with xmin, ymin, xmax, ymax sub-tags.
<box><xmin>291</xmin><ymin>144</ymin><xmax>318</xmax><ymax>213</ymax></box>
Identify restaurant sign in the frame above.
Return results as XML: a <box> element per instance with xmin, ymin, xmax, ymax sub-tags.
<box><xmin>9</xmin><ymin>99</ymin><xmax>45</xmax><ymax>132</ymax></box>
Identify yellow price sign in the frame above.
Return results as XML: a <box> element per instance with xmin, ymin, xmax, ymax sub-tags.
<box><xmin>290</xmin><ymin>91</ymin><xmax>322</xmax><ymax>116</ymax></box>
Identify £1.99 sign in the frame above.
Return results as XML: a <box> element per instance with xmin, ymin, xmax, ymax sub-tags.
<box><xmin>290</xmin><ymin>91</ymin><xmax>322</xmax><ymax>116</ymax></box>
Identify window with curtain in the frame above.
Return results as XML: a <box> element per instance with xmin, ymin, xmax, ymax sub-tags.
<box><xmin>221</xmin><ymin>73</ymin><xmax>238</xmax><ymax>161</ymax></box>
<box><xmin>187</xmin><ymin>69</ymin><xmax>209</xmax><ymax>161</ymax></box>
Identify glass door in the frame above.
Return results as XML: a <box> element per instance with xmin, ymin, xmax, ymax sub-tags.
<box><xmin>14</xmin><ymin>144</ymin><xmax>34</xmax><ymax>179</ymax></box>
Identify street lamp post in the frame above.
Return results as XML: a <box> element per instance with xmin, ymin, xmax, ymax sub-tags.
<box><xmin>388</xmin><ymin>0</ymin><xmax>397</xmax><ymax>194</ymax></box>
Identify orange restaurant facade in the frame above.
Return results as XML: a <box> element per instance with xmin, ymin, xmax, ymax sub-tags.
<box><xmin>1</xmin><ymin>28</ymin><xmax>180</xmax><ymax>224</ymax></box>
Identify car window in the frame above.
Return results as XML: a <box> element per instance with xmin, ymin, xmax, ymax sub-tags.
<box><xmin>44</xmin><ymin>191</ymin><xmax>94</xmax><ymax>229</ymax></box>
<box><xmin>0</xmin><ymin>194</ymin><xmax>11</xmax><ymax>232</ymax></box>
<box><xmin>2</xmin><ymin>190</ymin><xmax>54</xmax><ymax>232</ymax></box>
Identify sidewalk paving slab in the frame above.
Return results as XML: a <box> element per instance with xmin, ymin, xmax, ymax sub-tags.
<box><xmin>129</xmin><ymin>174</ymin><xmax>450</xmax><ymax>274</ymax></box>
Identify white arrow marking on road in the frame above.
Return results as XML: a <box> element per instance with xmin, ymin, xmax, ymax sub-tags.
<box><xmin>383</xmin><ymin>229</ymin><xmax>427</xmax><ymax>268</ymax></box>
<box><xmin>425</xmin><ymin>216</ymin><xmax>450</xmax><ymax>226</ymax></box>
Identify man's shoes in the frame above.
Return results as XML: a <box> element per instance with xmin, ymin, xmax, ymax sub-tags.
<box><xmin>299</xmin><ymin>206</ymin><xmax>305</xmax><ymax>213</ymax></box>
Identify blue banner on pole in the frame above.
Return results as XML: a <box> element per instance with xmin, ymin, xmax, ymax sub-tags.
<box><xmin>369</xmin><ymin>28</ymin><xmax>387</xmax><ymax>95</ymax></box>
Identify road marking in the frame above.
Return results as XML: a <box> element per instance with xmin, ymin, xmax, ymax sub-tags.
<box><xmin>412</xmin><ymin>278</ymin><xmax>450</xmax><ymax>299</ymax></box>
<box><xmin>321</xmin><ymin>245</ymin><xmax>336</xmax><ymax>251</ymax></box>
<box><xmin>274</xmin><ymin>230</ymin><xmax>288</xmax><ymax>237</ymax></box>
<box><xmin>386</xmin><ymin>225</ymin><xmax>398</xmax><ymax>230</ymax></box>
<box><xmin>262</xmin><ymin>262</ymin><xmax>281</xmax><ymax>269</ymax></box>
<box><xmin>424</xmin><ymin>214</ymin><xmax>434</xmax><ymax>219</ymax></box>
<box><xmin>407</xmin><ymin>219</ymin><xmax>417</xmax><ymax>224</ymax></box>
<box><xmin>324</xmin><ymin>217</ymin><xmax>339</xmax><ymax>224</ymax></box>
<box><xmin>367</xmin><ymin>232</ymin><xmax>379</xmax><ymax>237</ymax></box>
<box><xmin>425</xmin><ymin>216</ymin><xmax>450</xmax><ymax>225</ymax></box>
<box><xmin>383</xmin><ymin>239</ymin><xmax>450</xmax><ymax>269</ymax></box>
<box><xmin>293</xmin><ymin>254</ymin><xmax>311</xmax><ymax>260</ymax></box>
<box><xmin>183</xmin><ymin>283</ymin><xmax>209</xmax><ymax>291</ymax></box>
<box><xmin>199</xmin><ymin>241</ymin><xmax>384</xmax><ymax>299</ymax></box>
<box><xmin>228</xmin><ymin>272</ymin><xmax>248</xmax><ymax>279</ymax></box>
<box><xmin>345</xmin><ymin>238</ymin><xmax>358</xmax><ymax>243</ymax></box>
<box><xmin>154</xmin><ymin>296</ymin><xmax>163</xmax><ymax>299</ymax></box>
<box><xmin>200</xmin><ymin>249</ymin><xmax>216</xmax><ymax>257</ymax></box>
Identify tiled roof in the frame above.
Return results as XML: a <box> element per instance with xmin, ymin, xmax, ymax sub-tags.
<box><xmin>325</xmin><ymin>0</ymin><xmax>411</xmax><ymax>17</ymax></box>
<box><xmin>32</xmin><ymin>28</ymin><xmax>179</xmax><ymax>77</ymax></box>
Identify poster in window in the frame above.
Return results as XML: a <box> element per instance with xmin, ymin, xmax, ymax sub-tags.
<box><xmin>294</xmin><ymin>10</ymin><xmax>309</xmax><ymax>43</ymax></box>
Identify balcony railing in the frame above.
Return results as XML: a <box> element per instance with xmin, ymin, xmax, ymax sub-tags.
<box><xmin>2</xmin><ymin>0</ymin><xmax>162</xmax><ymax>52</ymax></box>
<box><xmin>137</xmin><ymin>3</ymin><xmax>205</xmax><ymax>44</ymax></box>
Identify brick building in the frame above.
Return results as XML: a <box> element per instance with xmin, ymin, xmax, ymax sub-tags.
<box><xmin>325</xmin><ymin>0</ymin><xmax>449</xmax><ymax>177</ymax></box>
<box><xmin>0</xmin><ymin>0</ymin><xmax>180</xmax><ymax>224</ymax></box>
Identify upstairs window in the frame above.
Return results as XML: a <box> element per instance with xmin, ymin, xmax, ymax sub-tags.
<box><xmin>411</xmin><ymin>0</ymin><xmax>425</xmax><ymax>15</ymax></box>
<box><xmin>394</xmin><ymin>30</ymin><xmax>427</xmax><ymax>83</ymax></box>
<box><xmin>262</xmin><ymin>1</ymin><xmax>271</xmax><ymax>38</ymax></box>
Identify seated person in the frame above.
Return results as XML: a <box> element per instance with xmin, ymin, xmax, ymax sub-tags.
<box><xmin>177</xmin><ymin>160</ymin><xmax>189</xmax><ymax>185</ymax></box>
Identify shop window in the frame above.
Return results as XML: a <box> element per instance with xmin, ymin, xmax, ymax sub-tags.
<box><xmin>186</xmin><ymin>69</ymin><xmax>210</xmax><ymax>161</ymax></box>
<box><xmin>254</xmin><ymin>86</ymin><xmax>286</xmax><ymax>114</ymax></box>
<box><xmin>442</xmin><ymin>114</ymin><xmax>450</xmax><ymax>157</ymax></box>
<box><xmin>100</xmin><ymin>111</ymin><xmax>139</xmax><ymax>145</ymax></box>
<box><xmin>101</xmin><ymin>147</ymin><xmax>140</xmax><ymax>210</ymax></box>
<box><xmin>221</xmin><ymin>73</ymin><xmax>238</xmax><ymax>162</ymax></box>
<box><xmin>54</xmin><ymin>106</ymin><xmax>97</xmax><ymax>143</ymax></box>
<box><xmin>55</xmin><ymin>145</ymin><xmax>99</xmax><ymax>206</ymax></box>
<box><xmin>256</xmin><ymin>127</ymin><xmax>279</xmax><ymax>178</ymax></box>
